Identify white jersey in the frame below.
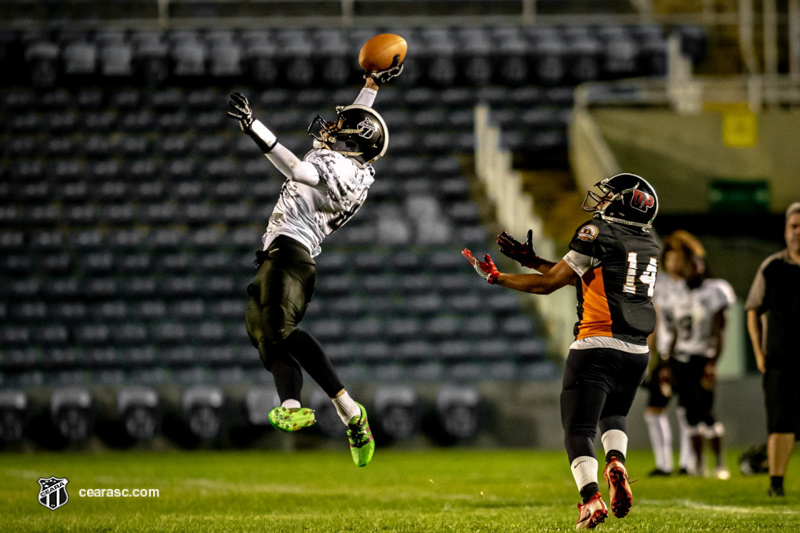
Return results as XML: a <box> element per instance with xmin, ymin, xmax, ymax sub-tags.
<box><xmin>652</xmin><ymin>273</ymin><xmax>686</xmax><ymax>355</ymax></box>
<box><xmin>660</xmin><ymin>277</ymin><xmax>735</xmax><ymax>361</ymax></box>
<box><xmin>261</xmin><ymin>149</ymin><xmax>375</xmax><ymax>257</ymax></box>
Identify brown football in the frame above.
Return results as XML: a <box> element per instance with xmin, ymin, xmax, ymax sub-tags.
<box><xmin>358</xmin><ymin>33</ymin><xmax>407</xmax><ymax>72</ymax></box>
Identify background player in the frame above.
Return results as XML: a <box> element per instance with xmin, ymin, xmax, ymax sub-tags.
<box><xmin>226</xmin><ymin>61</ymin><xmax>402</xmax><ymax>467</ymax></box>
<box><xmin>462</xmin><ymin>173</ymin><xmax>660</xmax><ymax>529</ymax></box>
<box><xmin>656</xmin><ymin>230</ymin><xmax>735</xmax><ymax>479</ymax></box>
<box><xmin>643</xmin><ymin>231</ymin><xmax>705</xmax><ymax>477</ymax></box>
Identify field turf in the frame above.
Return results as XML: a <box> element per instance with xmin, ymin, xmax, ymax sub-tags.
<box><xmin>1</xmin><ymin>447</ymin><xmax>799</xmax><ymax>531</ymax></box>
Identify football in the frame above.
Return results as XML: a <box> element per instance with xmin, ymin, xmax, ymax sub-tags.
<box><xmin>358</xmin><ymin>33</ymin><xmax>407</xmax><ymax>72</ymax></box>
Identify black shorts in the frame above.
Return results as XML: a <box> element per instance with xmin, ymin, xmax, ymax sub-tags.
<box><xmin>763</xmin><ymin>368</ymin><xmax>800</xmax><ymax>435</ymax></box>
<box><xmin>244</xmin><ymin>236</ymin><xmax>316</xmax><ymax>368</ymax></box>
<box><xmin>644</xmin><ymin>361</ymin><xmax>672</xmax><ymax>409</ymax></box>
<box><xmin>672</xmin><ymin>356</ymin><xmax>715</xmax><ymax>427</ymax></box>
<box><xmin>561</xmin><ymin>347</ymin><xmax>649</xmax><ymax>423</ymax></box>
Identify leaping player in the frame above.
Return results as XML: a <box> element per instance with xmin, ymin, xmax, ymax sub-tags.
<box><xmin>227</xmin><ymin>57</ymin><xmax>402</xmax><ymax>467</ymax></box>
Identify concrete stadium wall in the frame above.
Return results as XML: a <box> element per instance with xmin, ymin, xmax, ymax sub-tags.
<box><xmin>6</xmin><ymin>377</ymin><xmax>767</xmax><ymax>453</ymax></box>
<box><xmin>575</xmin><ymin>108</ymin><xmax>800</xmax><ymax>216</ymax></box>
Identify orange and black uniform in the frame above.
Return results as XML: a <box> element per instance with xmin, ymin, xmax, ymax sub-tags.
<box><xmin>561</xmin><ymin>219</ymin><xmax>660</xmax><ymax>462</ymax></box>
<box><xmin>570</xmin><ymin>219</ymin><xmax>659</xmax><ymax>344</ymax></box>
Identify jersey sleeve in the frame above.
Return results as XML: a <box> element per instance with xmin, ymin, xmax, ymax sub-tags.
<box><xmin>745</xmin><ymin>257</ymin><xmax>770</xmax><ymax>311</ymax></box>
<box><xmin>568</xmin><ymin>221</ymin><xmax>602</xmax><ymax>258</ymax></box>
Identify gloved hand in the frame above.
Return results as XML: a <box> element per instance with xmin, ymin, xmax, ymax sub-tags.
<box><xmin>364</xmin><ymin>54</ymin><xmax>404</xmax><ymax>86</ymax></box>
<box><xmin>227</xmin><ymin>92</ymin><xmax>255</xmax><ymax>132</ymax></box>
<box><xmin>497</xmin><ymin>229</ymin><xmax>537</xmax><ymax>268</ymax></box>
<box><xmin>462</xmin><ymin>249</ymin><xmax>500</xmax><ymax>284</ymax></box>
<box><xmin>227</xmin><ymin>92</ymin><xmax>278</xmax><ymax>154</ymax></box>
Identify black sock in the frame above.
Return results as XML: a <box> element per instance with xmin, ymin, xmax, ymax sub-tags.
<box><xmin>606</xmin><ymin>450</ymin><xmax>625</xmax><ymax>465</ymax></box>
<box><xmin>279</xmin><ymin>329</ymin><xmax>345</xmax><ymax>398</ymax></box>
<box><xmin>580</xmin><ymin>482</ymin><xmax>599</xmax><ymax>504</ymax></box>
<box><xmin>267</xmin><ymin>356</ymin><xmax>303</xmax><ymax>404</ymax></box>
<box><xmin>771</xmin><ymin>476</ymin><xmax>784</xmax><ymax>490</ymax></box>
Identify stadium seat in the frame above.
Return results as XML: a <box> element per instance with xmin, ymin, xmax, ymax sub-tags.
<box><xmin>114</xmin><ymin>324</ymin><xmax>148</xmax><ymax>346</ymax></box>
<box><xmin>92</xmin><ymin>300</ymin><xmax>128</xmax><ymax>322</ymax></box>
<box><xmin>118</xmin><ymin>253</ymin><xmax>151</xmax><ymax>274</ymax></box>
<box><xmin>130</xmin><ymin>300</ymin><xmax>167</xmax><ymax>321</ymax></box>
<box><xmin>170</xmin><ymin>299</ymin><xmax>205</xmax><ymax>320</ymax></box>
<box><xmin>39</xmin><ymin>252</ymin><xmax>72</xmax><ymax>274</ymax></box>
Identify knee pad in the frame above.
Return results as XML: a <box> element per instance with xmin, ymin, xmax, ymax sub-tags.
<box><xmin>701</xmin><ymin>422</ymin><xmax>724</xmax><ymax>439</ymax></box>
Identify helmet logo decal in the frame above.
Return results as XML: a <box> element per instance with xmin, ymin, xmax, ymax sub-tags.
<box><xmin>630</xmin><ymin>189</ymin><xmax>655</xmax><ymax>213</ymax></box>
<box><xmin>357</xmin><ymin>118</ymin><xmax>377</xmax><ymax>139</ymax></box>
<box><xmin>577</xmin><ymin>224</ymin><xmax>599</xmax><ymax>242</ymax></box>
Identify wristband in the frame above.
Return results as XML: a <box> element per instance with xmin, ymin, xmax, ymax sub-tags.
<box><xmin>249</xmin><ymin>120</ymin><xmax>278</xmax><ymax>154</ymax></box>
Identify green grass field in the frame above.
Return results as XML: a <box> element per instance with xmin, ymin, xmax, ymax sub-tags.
<box><xmin>2</xmin><ymin>447</ymin><xmax>799</xmax><ymax>532</ymax></box>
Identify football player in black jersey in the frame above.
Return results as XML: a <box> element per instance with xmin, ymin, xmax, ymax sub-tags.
<box><xmin>463</xmin><ymin>173</ymin><xmax>660</xmax><ymax>529</ymax></box>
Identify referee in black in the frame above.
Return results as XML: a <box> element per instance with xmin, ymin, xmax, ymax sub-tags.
<box><xmin>746</xmin><ymin>201</ymin><xmax>800</xmax><ymax>497</ymax></box>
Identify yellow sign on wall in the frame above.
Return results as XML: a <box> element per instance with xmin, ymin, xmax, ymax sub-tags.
<box><xmin>721</xmin><ymin>111</ymin><xmax>758</xmax><ymax>147</ymax></box>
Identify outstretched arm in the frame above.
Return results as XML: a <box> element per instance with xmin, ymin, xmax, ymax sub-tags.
<box><xmin>227</xmin><ymin>92</ymin><xmax>320</xmax><ymax>186</ymax></box>
<box><xmin>462</xmin><ymin>249</ymin><xmax>579</xmax><ymax>294</ymax></box>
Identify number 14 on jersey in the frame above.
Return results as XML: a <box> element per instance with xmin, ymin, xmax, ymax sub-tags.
<box><xmin>624</xmin><ymin>252</ymin><xmax>657</xmax><ymax>297</ymax></box>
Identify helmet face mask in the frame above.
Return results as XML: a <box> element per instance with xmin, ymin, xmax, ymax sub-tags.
<box><xmin>582</xmin><ymin>173</ymin><xmax>659</xmax><ymax>230</ymax></box>
<box><xmin>307</xmin><ymin>105</ymin><xmax>388</xmax><ymax>167</ymax></box>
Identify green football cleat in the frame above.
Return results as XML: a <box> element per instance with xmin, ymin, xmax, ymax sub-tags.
<box><xmin>346</xmin><ymin>402</ymin><xmax>375</xmax><ymax>467</ymax></box>
<box><xmin>268</xmin><ymin>407</ymin><xmax>316</xmax><ymax>432</ymax></box>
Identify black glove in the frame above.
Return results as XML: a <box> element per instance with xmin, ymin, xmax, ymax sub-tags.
<box><xmin>497</xmin><ymin>229</ymin><xmax>537</xmax><ymax>268</ymax></box>
<box><xmin>227</xmin><ymin>92</ymin><xmax>254</xmax><ymax>132</ymax></box>
<box><xmin>227</xmin><ymin>92</ymin><xmax>278</xmax><ymax>154</ymax></box>
<box><xmin>364</xmin><ymin>54</ymin><xmax>404</xmax><ymax>86</ymax></box>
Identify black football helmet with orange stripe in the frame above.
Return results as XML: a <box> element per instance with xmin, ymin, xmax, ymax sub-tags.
<box><xmin>582</xmin><ymin>173</ymin><xmax>659</xmax><ymax>231</ymax></box>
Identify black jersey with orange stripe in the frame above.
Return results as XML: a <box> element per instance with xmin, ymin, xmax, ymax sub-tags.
<box><xmin>568</xmin><ymin>218</ymin><xmax>661</xmax><ymax>345</ymax></box>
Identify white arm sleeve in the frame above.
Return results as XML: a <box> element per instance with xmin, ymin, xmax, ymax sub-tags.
<box><xmin>563</xmin><ymin>249</ymin><xmax>601</xmax><ymax>277</ymax></box>
<box><xmin>353</xmin><ymin>87</ymin><xmax>377</xmax><ymax>107</ymax></box>
<box><xmin>265</xmin><ymin>144</ymin><xmax>320</xmax><ymax>186</ymax></box>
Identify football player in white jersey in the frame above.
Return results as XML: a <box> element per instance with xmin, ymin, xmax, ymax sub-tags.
<box><xmin>227</xmin><ymin>61</ymin><xmax>402</xmax><ymax>468</ymax></box>
<box><xmin>657</xmin><ymin>231</ymin><xmax>735</xmax><ymax>479</ymax></box>
<box><xmin>644</xmin><ymin>231</ymin><xmax>698</xmax><ymax>477</ymax></box>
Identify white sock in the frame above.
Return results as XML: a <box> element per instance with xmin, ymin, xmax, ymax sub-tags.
<box><xmin>281</xmin><ymin>399</ymin><xmax>301</xmax><ymax>409</ymax></box>
<box><xmin>571</xmin><ymin>456</ymin><xmax>599</xmax><ymax>491</ymax></box>
<box><xmin>332</xmin><ymin>391</ymin><xmax>360</xmax><ymax>425</ymax></box>
<box><xmin>676</xmin><ymin>408</ymin><xmax>695</xmax><ymax>469</ymax></box>
<box><xmin>601</xmin><ymin>429</ymin><xmax>628</xmax><ymax>461</ymax></box>
<box><xmin>645</xmin><ymin>411</ymin><xmax>673</xmax><ymax>472</ymax></box>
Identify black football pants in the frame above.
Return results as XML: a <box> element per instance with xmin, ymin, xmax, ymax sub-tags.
<box><xmin>561</xmin><ymin>347</ymin><xmax>649</xmax><ymax>462</ymax></box>
<box><xmin>245</xmin><ymin>235</ymin><xmax>345</xmax><ymax>401</ymax></box>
